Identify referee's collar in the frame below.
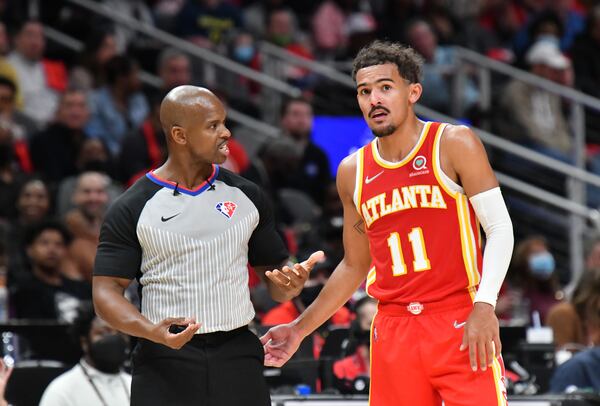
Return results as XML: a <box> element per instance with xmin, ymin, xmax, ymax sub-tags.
<box><xmin>146</xmin><ymin>165</ymin><xmax>220</xmax><ymax>196</ymax></box>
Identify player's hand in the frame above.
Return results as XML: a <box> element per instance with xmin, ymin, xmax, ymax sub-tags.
<box><xmin>260</xmin><ymin>322</ymin><xmax>304</xmax><ymax>367</ymax></box>
<box><xmin>0</xmin><ymin>357</ymin><xmax>13</xmax><ymax>406</ymax></box>
<box><xmin>151</xmin><ymin>317</ymin><xmax>201</xmax><ymax>350</ymax></box>
<box><xmin>265</xmin><ymin>251</ymin><xmax>325</xmax><ymax>296</ymax></box>
<box><xmin>460</xmin><ymin>302</ymin><xmax>502</xmax><ymax>372</ymax></box>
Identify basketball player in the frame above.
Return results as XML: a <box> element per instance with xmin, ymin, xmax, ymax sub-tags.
<box><xmin>261</xmin><ymin>41</ymin><xmax>514</xmax><ymax>405</ymax></box>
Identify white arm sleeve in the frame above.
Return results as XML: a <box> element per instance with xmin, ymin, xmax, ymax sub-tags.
<box><xmin>469</xmin><ymin>187</ymin><xmax>514</xmax><ymax>307</ymax></box>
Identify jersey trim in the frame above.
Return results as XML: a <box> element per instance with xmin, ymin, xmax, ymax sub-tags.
<box><xmin>433</xmin><ymin>123</ymin><xmax>481</xmax><ymax>300</ymax></box>
<box><xmin>456</xmin><ymin>194</ymin><xmax>481</xmax><ymax>300</ymax></box>
<box><xmin>365</xmin><ymin>266</ymin><xmax>376</xmax><ymax>297</ymax></box>
<box><xmin>146</xmin><ymin>165</ymin><xmax>219</xmax><ymax>196</ymax></box>
<box><xmin>370</xmin><ymin>121</ymin><xmax>430</xmax><ymax>169</ymax></box>
<box><xmin>354</xmin><ymin>149</ymin><xmax>365</xmax><ymax>211</ymax></box>
<box><xmin>432</xmin><ymin>123</ymin><xmax>463</xmax><ymax>197</ymax></box>
<box><xmin>491</xmin><ymin>356</ymin><xmax>507</xmax><ymax>405</ymax></box>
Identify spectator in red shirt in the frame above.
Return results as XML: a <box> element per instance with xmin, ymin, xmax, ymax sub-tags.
<box><xmin>266</xmin><ymin>8</ymin><xmax>315</xmax><ymax>87</ymax></box>
<box><xmin>332</xmin><ymin>295</ymin><xmax>377</xmax><ymax>394</ymax></box>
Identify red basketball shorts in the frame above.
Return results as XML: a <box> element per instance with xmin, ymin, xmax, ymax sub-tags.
<box><xmin>369</xmin><ymin>294</ymin><xmax>507</xmax><ymax>406</ymax></box>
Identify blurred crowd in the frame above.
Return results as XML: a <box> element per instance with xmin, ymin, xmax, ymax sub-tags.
<box><xmin>0</xmin><ymin>0</ymin><xmax>598</xmax><ymax>400</ymax></box>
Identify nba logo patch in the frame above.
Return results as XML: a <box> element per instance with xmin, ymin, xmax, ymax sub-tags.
<box><xmin>215</xmin><ymin>201</ymin><xmax>237</xmax><ymax>218</ymax></box>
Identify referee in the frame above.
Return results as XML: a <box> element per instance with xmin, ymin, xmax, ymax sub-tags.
<box><xmin>93</xmin><ymin>86</ymin><xmax>322</xmax><ymax>406</ymax></box>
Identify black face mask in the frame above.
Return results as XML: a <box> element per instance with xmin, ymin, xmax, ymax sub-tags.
<box><xmin>88</xmin><ymin>334</ymin><xmax>128</xmax><ymax>374</ymax></box>
<box><xmin>0</xmin><ymin>144</ymin><xmax>13</xmax><ymax>167</ymax></box>
<box><xmin>81</xmin><ymin>159</ymin><xmax>110</xmax><ymax>174</ymax></box>
<box><xmin>354</xmin><ymin>329</ymin><xmax>371</xmax><ymax>345</ymax></box>
<box><xmin>350</xmin><ymin>319</ymin><xmax>370</xmax><ymax>345</ymax></box>
<box><xmin>299</xmin><ymin>284</ymin><xmax>324</xmax><ymax>307</ymax></box>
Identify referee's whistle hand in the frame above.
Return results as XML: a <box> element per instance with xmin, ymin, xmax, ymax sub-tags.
<box><xmin>265</xmin><ymin>251</ymin><xmax>325</xmax><ymax>299</ymax></box>
<box><xmin>152</xmin><ymin>317</ymin><xmax>201</xmax><ymax>350</ymax></box>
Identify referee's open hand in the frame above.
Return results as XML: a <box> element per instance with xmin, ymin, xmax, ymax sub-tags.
<box><xmin>265</xmin><ymin>251</ymin><xmax>325</xmax><ymax>298</ymax></box>
<box><xmin>152</xmin><ymin>317</ymin><xmax>201</xmax><ymax>350</ymax></box>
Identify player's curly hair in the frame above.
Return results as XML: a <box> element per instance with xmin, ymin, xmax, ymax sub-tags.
<box><xmin>352</xmin><ymin>40</ymin><xmax>424</xmax><ymax>84</ymax></box>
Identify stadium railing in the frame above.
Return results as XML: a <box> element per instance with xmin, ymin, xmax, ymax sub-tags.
<box><xmin>56</xmin><ymin>0</ymin><xmax>600</xmax><ymax>291</ymax></box>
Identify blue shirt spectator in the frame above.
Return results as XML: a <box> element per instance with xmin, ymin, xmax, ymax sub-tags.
<box><xmin>514</xmin><ymin>8</ymin><xmax>585</xmax><ymax>55</ymax></box>
<box><xmin>550</xmin><ymin>347</ymin><xmax>600</xmax><ymax>393</ymax></box>
<box><xmin>85</xmin><ymin>56</ymin><xmax>149</xmax><ymax>156</ymax></box>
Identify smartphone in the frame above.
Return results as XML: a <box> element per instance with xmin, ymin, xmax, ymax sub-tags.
<box><xmin>168</xmin><ymin>324</ymin><xmax>188</xmax><ymax>334</ymax></box>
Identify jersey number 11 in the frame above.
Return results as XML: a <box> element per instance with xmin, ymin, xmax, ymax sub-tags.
<box><xmin>387</xmin><ymin>227</ymin><xmax>431</xmax><ymax>276</ymax></box>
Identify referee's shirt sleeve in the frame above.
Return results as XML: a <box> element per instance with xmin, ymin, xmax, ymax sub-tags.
<box><xmin>248</xmin><ymin>187</ymin><xmax>289</xmax><ymax>267</ymax></box>
<box><xmin>94</xmin><ymin>199</ymin><xmax>142</xmax><ymax>280</ymax></box>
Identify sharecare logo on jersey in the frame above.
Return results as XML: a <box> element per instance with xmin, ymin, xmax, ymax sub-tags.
<box><xmin>216</xmin><ymin>201</ymin><xmax>237</xmax><ymax>218</ymax></box>
<box><xmin>409</xmin><ymin>155</ymin><xmax>430</xmax><ymax>177</ymax></box>
<box><xmin>412</xmin><ymin>156</ymin><xmax>427</xmax><ymax>170</ymax></box>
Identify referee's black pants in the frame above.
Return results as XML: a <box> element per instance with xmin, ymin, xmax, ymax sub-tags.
<box><xmin>130</xmin><ymin>326</ymin><xmax>271</xmax><ymax>406</ymax></box>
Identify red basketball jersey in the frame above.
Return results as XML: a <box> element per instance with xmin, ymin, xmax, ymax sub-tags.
<box><xmin>355</xmin><ymin>121</ymin><xmax>483</xmax><ymax>304</ymax></box>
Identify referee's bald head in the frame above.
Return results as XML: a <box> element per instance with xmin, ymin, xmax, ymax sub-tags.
<box><xmin>159</xmin><ymin>85</ymin><xmax>222</xmax><ymax>144</ymax></box>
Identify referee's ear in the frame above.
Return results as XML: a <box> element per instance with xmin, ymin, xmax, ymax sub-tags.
<box><xmin>170</xmin><ymin>125</ymin><xmax>187</xmax><ymax>145</ymax></box>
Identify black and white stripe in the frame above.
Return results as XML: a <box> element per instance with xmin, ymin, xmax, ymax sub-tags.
<box><xmin>94</xmin><ymin>168</ymin><xmax>288</xmax><ymax>334</ymax></box>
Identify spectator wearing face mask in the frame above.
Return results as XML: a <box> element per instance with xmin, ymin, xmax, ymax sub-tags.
<box><xmin>261</xmin><ymin>258</ymin><xmax>351</xmax><ymax>327</ymax></box>
<box><xmin>510</xmin><ymin>236</ymin><xmax>564</xmax><ymax>325</ymax></box>
<box><xmin>39</xmin><ymin>301</ymin><xmax>131</xmax><ymax>406</ymax></box>
<box><xmin>265</xmin><ymin>8</ymin><xmax>314</xmax><ymax>87</ymax></box>
<box><xmin>261</xmin><ymin>257</ymin><xmax>351</xmax><ymax>361</ymax></box>
<box><xmin>225</xmin><ymin>32</ymin><xmax>261</xmax><ymax>101</ymax></box>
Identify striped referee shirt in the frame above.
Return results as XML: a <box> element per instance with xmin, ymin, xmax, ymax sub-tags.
<box><xmin>94</xmin><ymin>165</ymin><xmax>288</xmax><ymax>333</ymax></box>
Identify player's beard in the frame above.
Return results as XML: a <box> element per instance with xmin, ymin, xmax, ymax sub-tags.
<box><xmin>371</xmin><ymin>124</ymin><xmax>397</xmax><ymax>138</ymax></box>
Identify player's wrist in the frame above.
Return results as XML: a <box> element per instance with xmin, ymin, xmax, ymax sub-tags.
<box><xmin>291</xmin><ymin>317</ymin><xmax>312</xmax><ymax>339</ymax></box>
<box><xmin>143</xmin><ymin>321</ymin><xmax>166</xmax><ymax>344</ymax></box>
<box><xmin>473</xmin><ymin>301</ymin><xmax>495</xmax><ymax>313</ymax></box>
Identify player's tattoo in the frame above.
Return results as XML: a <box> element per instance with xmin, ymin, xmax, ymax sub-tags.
<box><xmin>353</xmin><ymin>219</ymin><xmax>365</xmax><ymax>234</ymax></box>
